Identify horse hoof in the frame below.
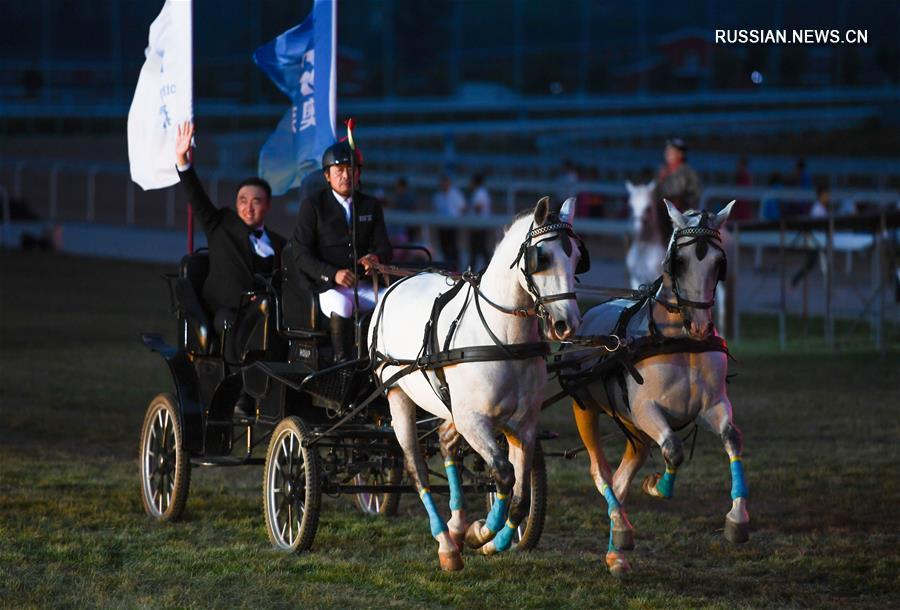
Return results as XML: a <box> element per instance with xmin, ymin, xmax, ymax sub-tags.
<box><xmin>605</xmin><ymin>551</ymin><xmax>631</xmax><ymax>578</ymax></box>
<box><xmin>724</xmin><ymin>517</ymin><xmax>750</xmax><ymax>544</ymax></box>
<box><xmin>448</xmin><ymin>528</ymin><xmax>466</xmax><ymax>551</ymax></box>
<box><xmin>465</xmin><ymin>519</ymin><xmax>489</xmax><ymax>549</ymax></box>
<box><xmin>439</xmin><ymin>550</ymin><xmax>464</xmax><ymax>572</ymax></box>
<box><xmin>612</xmin><ymin>527</ymin><xmax>635</xmax><ymax>551</ymax></box>
<box><xmin>642</xmin><ymin>473</ymin><xmax>663</xmax><ymax>498</ymax></box>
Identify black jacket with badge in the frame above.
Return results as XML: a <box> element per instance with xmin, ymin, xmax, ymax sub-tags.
<box><xmin>291</xmin><ymin>187</ymin><xmax>392</xmax><ymax>293</ymax></box>
<box><xmin>177</xmin><ymin>166</ymin><xmax>286</xmax><ymax>312</ymax></box>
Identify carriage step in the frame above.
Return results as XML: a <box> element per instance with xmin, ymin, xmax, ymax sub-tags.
<box><xmin>192</xmin><ymin>457</ymin><xmax>265</xmax><ymax>467</ymax></box>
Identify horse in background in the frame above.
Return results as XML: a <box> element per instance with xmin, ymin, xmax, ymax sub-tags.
<box><xmin>624</xmin><ymin>181</ymin><xmax>665</xmax><ymax>290</ymax></box>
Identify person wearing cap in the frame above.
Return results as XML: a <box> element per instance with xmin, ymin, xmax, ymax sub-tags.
<box><xmin>174</xmin><ymin>121</ymin><xmax>287</xmax><ymax>416</ymax></box>
<box><xmin>653</xmin><ymin>137</ymin><xmax>702</xmax><ymax>247</ymax></box>
<box><xmin>290</xmin><ymin>140</ymin><xmax>392</xmax><ymax>361</ymax></box>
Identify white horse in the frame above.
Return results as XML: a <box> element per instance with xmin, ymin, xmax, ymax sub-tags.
<box><xmin>625</xmin><ymin>181</ymin><xmax>732</xmax><ymax>333</ymax></box>
<box><xmin>568</xmin><ymin>201</ymin><xmax>748</xmax><ymax>577</ymax></box>
<box><xmin>624</xmin><ymin>181</ymin><xmax>665</xmax><ymax>290</ymax></box>
<box><xmin>369</xmin><ymin>197</ymin><xmax>583</xmax><ymax>571</ymax></box>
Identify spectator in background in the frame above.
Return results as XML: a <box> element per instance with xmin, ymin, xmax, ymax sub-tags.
<box><xmin>731</xmin><ymin>156</ymin><xmax>754</xmax><ymax>222</ymax></box>
<box><xmin>791</xmin><ymin>184</ymin><xmax>830</xmax><ymax>287</ymax></box>
<box><xmin>653</xmin><ymin>137</ymin><xmax>701</xmax><ymax>246</ymax></box>
<box><xmin>760</xmin><ymin>173</ymin><xmax>784</xmax><ymax>221</ymax></box>
<box><xmin>790</xmin><ymin>158</ymin><xmax>813</xmax><ymax>188</ymax></box>
<box><xmin>467</xmin><ymin>173</ymin><xmax>492</xmax><ymax>270</ymax></box>
<box><xmin>432</xmin><ymin>174</ymin><xmax>466</xmax><ymax>267</ymax></box>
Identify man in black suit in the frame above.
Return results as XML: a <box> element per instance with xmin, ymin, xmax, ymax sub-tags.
<box><xmin>292</xmin><ymin>141</ymin><xmax>392</xmax><ymax>361</ymax></box>
<box><xmin>175</xmin><ymin>122</ymin><xmax>287</xmax><ymax>414</ymax></box>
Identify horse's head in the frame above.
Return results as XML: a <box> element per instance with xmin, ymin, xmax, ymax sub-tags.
<box><xmin>626</xmin><ymin>180</ymin><xmax>656</xmax><ymax>235</ymax></box>
<box><xmin>663</xmin><ymin>200</ymin><xmax>734</xmax><ymax>339</ymax></box>
<box><xmin>510</xmin><ymin>196</ymin><xmax>585</xmax><ymax>341</ymax></box>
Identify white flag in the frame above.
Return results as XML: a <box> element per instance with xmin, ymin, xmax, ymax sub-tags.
<box><xmin>127</xmin><ymin>0</ymin><xmax>193</xmax><ymax>190</ymax></box>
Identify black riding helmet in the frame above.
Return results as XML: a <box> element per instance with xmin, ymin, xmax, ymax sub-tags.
<box><xmin>322</xmin><ymin>140</ymin><xmax>363</xmax><ymax>170</ymax></box>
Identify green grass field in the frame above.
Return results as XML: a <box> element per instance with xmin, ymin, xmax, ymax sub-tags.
<box><xmin>1</xmin><ymin>250</ymin><xmax>898</xmax><ymax>609</ymax></box>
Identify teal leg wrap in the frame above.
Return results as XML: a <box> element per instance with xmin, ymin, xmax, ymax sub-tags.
<box><xmin>492</xmin><ymin>521</ymin><xmax>517</xmax><ymax>552</ymax></box>
<box><xmin>656</xmin><ymin>470</ymin><xmax>676</xmax><ymax>498</ymax></box>
<box><xmin>444</xmin><ymin>461</ymin><xmax>464</xmax><ymax>511</ymax></box>
<box><xmin>607</xmin><ymin>528</ymin><xmax>617</xmax><ymax>552</ymax></box>
<box><xmin>485</xmin><ymin>495</ymin><xmax>509</xmax><ymax>533</ymax></box>
<box><xmin>420</xmin><ymin>490</ymin><xmax>448</xmax><ymax>537</ymax></box>
<box><xmin>730</xmin><ymin>458</ymin><xmax>748</xmax><ymax>499</ymax></box>
<box><xmin>601</xmin><ymin>485</ymin><xmax>620</xmax><ymax>517</ymax></box>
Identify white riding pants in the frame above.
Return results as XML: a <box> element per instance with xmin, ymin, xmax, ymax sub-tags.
<box><xmin>318</xmin><ymin>285</ymin><xmax>378</xmax><ymax>318</ymax></box>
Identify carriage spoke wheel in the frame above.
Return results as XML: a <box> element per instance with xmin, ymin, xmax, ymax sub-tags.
<box><xmin>485</xmin><ymin>441</ymin><xmax>547</xmax><ymax>551</ymax></box>
<box><xmin>139</xmin><ymin>393</ymin><xmax>190</xmax><ymax>521</ymax></box>
<box><xmin>264</xmin><ymin>416</ymin><xmax>321</xmax><ymax>553</ymax></box>
<box><xmin>354</xmin><ymin>461</ymin><xmax>402</xmax><ymax>516</ymax></box>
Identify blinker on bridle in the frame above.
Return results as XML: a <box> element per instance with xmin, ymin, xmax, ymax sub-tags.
<box><xmin>660</xmin><ymin>212</ymin><xmax>726</xmax><ymax>316</ymax></box>
<box><xmin>506</xmin><ymin>220</ymin><xmax>587</xmax><ymax>321</ymax></box>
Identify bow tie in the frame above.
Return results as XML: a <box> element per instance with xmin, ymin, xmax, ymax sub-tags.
<box><xmin>251</xmin><ymin>229</ymin><xmax>264</xmax><ymax>238</ymax></box>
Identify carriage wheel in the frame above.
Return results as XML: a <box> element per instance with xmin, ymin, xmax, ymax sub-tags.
<box><xmin>484</xmin><ymin>441</ymin><xmax>547</xmax><ymax>551</ymax></box>
<box><xmin>354</xmin><ymin>461</ymin><xmax>402</xmax><ymax>516</ymax></box>
<box><xmin>263</xmin><ymin>416</ymin><xmax>321</xmax><ymax>553</ymax></box>
<box><xmin>139</xmin><ymin>393</ymin><xmax>191</xmax><ymax>521</ymax></box>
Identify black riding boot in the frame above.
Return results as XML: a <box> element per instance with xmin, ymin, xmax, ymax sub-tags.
<box><xmin>329</xmin><ymin>313</ymin><xmax>355</xmax><ymax>362</ymax></box>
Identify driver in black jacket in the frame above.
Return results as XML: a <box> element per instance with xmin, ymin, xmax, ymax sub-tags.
<box><xmin>291</xmin><ymin>141</ymin><xmax>392</xmax><ymax>361</ymax></box>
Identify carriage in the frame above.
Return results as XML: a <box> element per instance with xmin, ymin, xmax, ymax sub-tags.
<box><xmin>138</xmin><ymin>243</ymin><xmax>549</xmax><ymax>553</ymax></box>
<box><xmin>139</xmin><ymin>195</ymin><xmax>747</xmax><ymax>575</ymax></box>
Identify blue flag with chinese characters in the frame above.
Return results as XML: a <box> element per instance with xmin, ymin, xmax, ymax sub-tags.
<box><xmin>254</xmin><ymin>0</ymin><xmax>336</xmax><ymax>195</ymax></box>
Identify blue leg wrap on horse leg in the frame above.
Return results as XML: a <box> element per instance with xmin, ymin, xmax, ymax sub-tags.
<box><xmin>601</xmin><ymin>484</ymin><xmax>620</xmax><ymax>517</ymax></box>
<box><xmin>656</xmin><ymin>469</ymin><xmax>676</xmax><ymax>498</ymax></box>
<box><xmin>420</xmin><ymin>489</ymin><xmax>448</xmax><ymax>538</ymax></box>
<box><xmin>607</xmin><ymin>528</ymin><xmax>617</xmax><ymax>553</ymax></box>
<box><xmin>444</xmin><ymin>459</ymin><xmax>463</xmax><ymax>511</ymax></box>
<box><xmin>492</xmin><ymin>520</ymin><xmax>518</xmax><ymax>552</ymax></box>
<box><xmin>730</xmin><ymin>457</ymin><xmax>748</xmax><ymax>499</ymax></box>
<box><xmin>485</xmin><ymin>494</ymin><xmax>509</xmax><ymax>533</ymax></box>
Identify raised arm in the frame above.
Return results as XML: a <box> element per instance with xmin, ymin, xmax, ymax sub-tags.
<box><xmin>174</xmin><ymin>121</ymin><xmax>222</xmax><ymax>233</ymax></box>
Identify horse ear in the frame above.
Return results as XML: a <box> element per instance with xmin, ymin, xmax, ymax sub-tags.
<box><xmin>533</xmin><ymin>196</ymin><xmax>550</xmax><ymax>225</ymax></box>
<box><xmin>712</xmin><ymin>200</ymin><xmax>735</xmax><ymax>230</ymax></box>
<box><xmin>625</xmin><ymin>180</ymin><xmax>634</xmax><ymax>194</ymax></box>
<box><xmin>560</xmin><ymin>197</ymin><xmax>576</xmax><ymax>224</ymax></box>
<box><xmin>664</xmin><ymin>199</ymin><xmax>687</xmax><ymax>229</ymax></box>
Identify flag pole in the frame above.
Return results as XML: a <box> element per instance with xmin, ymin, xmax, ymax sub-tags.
<box><xmin>346</xmin><ymin>119</ymin><xmax>362</xmax><ymax>360</ymax></box>
<box><xmin>186</xmin><ymin>0</ymin><xmax>195</xmax><ymax>253</ymax></box>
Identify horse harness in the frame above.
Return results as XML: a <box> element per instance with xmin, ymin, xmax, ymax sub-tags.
<box><xmin>552</xmin><ymin>212</ymin><xmax>732</xmax><ymax>441</ymax></box>
<box><xmin>369</xmin><ymin>214</ymin><xmax>589</xmax><ymax>410</ymax></box>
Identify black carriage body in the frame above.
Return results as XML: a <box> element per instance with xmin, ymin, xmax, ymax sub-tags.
<box><xmin>142</xmin><ymin>248</ymin><xmax>392</xmax><ymax>460</ymax></box>
<box><xmin>140</xmin><ymin>245</ymin><xmax>547</xmax><ymax>553</ymax></box>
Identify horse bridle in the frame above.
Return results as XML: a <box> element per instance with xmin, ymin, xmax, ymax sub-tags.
<box><xmin>503</xmin><ymin>219</ymin><xmax>588</xmax><ymax>322</ymax></box>
<box><xmin>658</xmin><ymin>214</ymin><xmax>727</xmax><ymax>320</ymax></box>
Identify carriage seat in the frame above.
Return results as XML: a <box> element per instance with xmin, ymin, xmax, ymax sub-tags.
<box><xmin>173</xmin><ymin>250</ymin><xmax>217</xmax><ymax>354</ymax></box>
<box><xmin>280</xmin><ymin>241</ymin><xmax>327</xmax><ymax>334</ymax></box>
